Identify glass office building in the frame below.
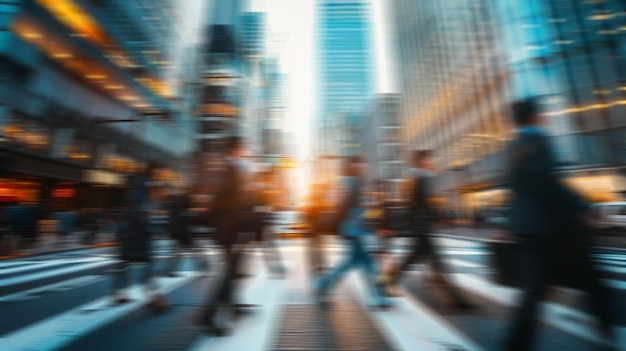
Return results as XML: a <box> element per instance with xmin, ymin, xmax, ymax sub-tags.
<box><xmin>0</xmin><ymin>0</ymin><xmax>201</xmax><ymax>207</ymax></box>
<box><xmin>391</xmin><ymin>0</ymin><xmax>626</xmax><ymax>211</ymax></box>
<box><xmin>316</xmin><ymin>0</ymin><xmax>375</xmax><ymax>156</ymax></box>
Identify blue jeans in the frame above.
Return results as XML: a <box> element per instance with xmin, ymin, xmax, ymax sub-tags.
<box><xmin>317</xmin><ymin>236</ymin><xmax>385</xmax><ymax>305</ymax></box>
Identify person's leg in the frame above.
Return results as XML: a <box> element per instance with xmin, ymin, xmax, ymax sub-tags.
<box><xmin>387</xmin><ymin>235</ymin><xmax>420</xmax><ymax>285</ymax></box>
<box><xmin>503</xmin><ymin>236</ymin><xmax>550</xmax><ymax>351</ymax></box>
<box><xmin>192</xmin><ymin>242</ymin><xmax>210</xmax><ymax>271</ymax></box>
<box><xmin>200</xmin><ymin>243</ymin><xmax>243</xmax><ymax>330</ymax></box>
<box><xmin>111</xmin><ymin>261</ymin><xmax>130</xmax><ymax>302</ymax></box>
<box><xmin>164</xmin><ymin>240</ymin><xmax>183</xmax><ymax>276</ymax></box>
<box><xmin>316</xmin><ymin>237</ymin><xmax>359</xmax><ymax>295</ymax></box>
<box><xmin>140</xmin><ymin>260</ymin><xmax>169</xmax><ymax>309</ymax></box>
<box><xmin>419</xmin><ymin>235</ymin><xmax>471</xmax><ymax>306</ymax></box>
<box><xmin>140</xmin><ymin>261</ymin><xmax>158</xmax><ymax>294</ymax></box>
<box><xmin>354</xmin><ymin>236</ymin><xmax>389</xmax><ymax>306</ymax></box>
<box><xmin>309</xmin><ymin>231</ymin><xmax>324</xmax><ymax>273</ymax></box>
<box><xmin>573</xmin><ymin>243</ymin><xmax>617</xmax><ymax>344</ymax></box>
<box><xmin>263</xmin><ymin>238</ymin><xmax>286</xmax><ymax>275</ymax></box>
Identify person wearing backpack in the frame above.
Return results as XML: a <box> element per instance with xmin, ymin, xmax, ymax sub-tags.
<box><xmin>314</xmin><ymin>156</ymin><xmax>391</xmax><ymax>309</ymax></box>
<box><xmin>379</xmin><ymin>150</ymin><xmax>475</xmax><ymax>310</ymax></box>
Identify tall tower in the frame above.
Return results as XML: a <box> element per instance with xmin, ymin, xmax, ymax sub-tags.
<box><xmin>316</xmin><ymin>0</ymin><xmax>375</xmax><ymax>157</ymax></box>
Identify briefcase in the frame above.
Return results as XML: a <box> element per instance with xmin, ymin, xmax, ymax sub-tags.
<box><xmin>487</xmin><ymin>239</ymin><xmax>523</xmax><ymax>288</ymax></box>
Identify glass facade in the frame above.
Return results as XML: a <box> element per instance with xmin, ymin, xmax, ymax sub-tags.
<box><xmin>391</xmin><ymin>0</ymin><xmax>626</xmax><ymax>206</ymax></box>
<box><xmin>393</xmin><ymin>0</ymin><xmax>511</xmax><ymax>172</ymax></box>
<box><xmin>317</xmin><ymin>0</ymin><xmax>375</xmax><ymax>155</ymax></box>
<box><xmin>497</xmin><ymin>0</ymin><xmax>626</xmax><ymax>167</ymax></box>
<box><xmin>241</xmin><ymin>12</ymin><xmax>266</xmax><ymax>59</ymax></box>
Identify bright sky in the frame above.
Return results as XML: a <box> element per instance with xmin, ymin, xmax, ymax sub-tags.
<box><xmin>252</xmin><ymin>0</ymin><xmax>395</xmax><ymax>197</ymax></box>
<box><xmin>262</xmin><ymin>0</ymin><xmax>315</xmax><ymax>159</ymax></box>
<box><xmin>260</xmin><ymin>0</ymin><xmax>395</xmax><ymax>151</ymax></box>
<box><xmin>372</xmin><ymin>0</ymin><xmax>396</xmax><ymax>94</ymax></box>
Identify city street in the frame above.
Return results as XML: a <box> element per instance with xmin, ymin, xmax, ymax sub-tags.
<box><xmin>0</xmin><ymin>236</ymin><xmax>624</xmax><ymax>351</ymax></box>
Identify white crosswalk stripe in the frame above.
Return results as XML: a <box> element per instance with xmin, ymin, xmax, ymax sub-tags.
<box><xmin>0</xmin><ymin>272</ymin><xmax>199</xmax><ymax>351</ymax></box>
<box><xmin>0</xmin><ymin>239</ymin><xmax>624</xmax><ymax>350</ymax></box>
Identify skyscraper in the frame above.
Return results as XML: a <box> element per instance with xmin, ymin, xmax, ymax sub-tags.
<box><xmin>0</xmin><ymin>0</ymin><xmax>203</xmax><ymax>207</ymax></box>
<box><xmin>196</xmin><ymin>0</ymin><xmax>248</xmax><ymax>154</ymax></box>
<box><xmin>316</xmin><ymin>0</ymin><xmax>375</xmax><ymax>157</ymax></box>
<box><xmin>390</xmin><ymin>0</ymin><xmax>626</xmax><ymax>212</ymax></box>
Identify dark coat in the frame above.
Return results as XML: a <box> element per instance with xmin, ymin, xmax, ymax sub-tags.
<box><xmin>168</xmin><ymin>193</ymin><xmax>193</xmax><ymax>246</ymax></box>
<box><xmin>506</xmin><ymin>131</ymin><xmax>587</xmax><ymax>236</ymax></box>
<box><xmin>210</xmin><ymin>159</ymin><xmax>246</xmax><ymax>246</ymax></box>
<box><xmin>118</xmin><ymin>174</ymin><xmax>152</xmax><ymax>261</ymax></box>
<box><xmin>406</xmin><ymin>171</ymin><xmax>436</xmax><ymax>234</ymax></box>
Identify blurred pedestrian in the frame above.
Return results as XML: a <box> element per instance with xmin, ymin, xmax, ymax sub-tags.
<box><xmin>2</xmin><ymin>202</ymin><xmax>33</xmax><ymax>252</ymax></box>
<box><xmin>163</xmin><ymin>184</ymin><xmax>209</xmax><ymax>277</ymax></box>
<box><xmin>250</xmin><ymin>169</ymin><xmax>286</xmax><ymax>278</ymax></box>
<box><xmin>501</xmin><ymin>99</ymin><xmax>616</xmax><ymax>351</ymax></box>
<box><xmin>366</xmin><ymin>180</ymin><xmax>396</xmax><ymax>282</ymax></box>
<box><xmin>77</xmin><ymin>208</ymin><xmax>100</xmax><ymax>245</ymax></box>
<box><xmin>198</xmin><ymin>136</ymin><xmax>256</xmax><ymax>336</ymax></box>
<box><xmin>315</xmin><ymin>156</ymin><xmax>391</xmax><ymax>309</ymax></box>
<box><xmin>110</xmin><ymin>163</ymin><xmax>168</xmax><ymax>310</ymax></box>
<box><xmin>305</xmin><ymin>183</ymin><xmax>328</xmax><ymax>275</ymax></box>
<box><xmin>54</xmin><ymin>208</ymin><xmax>76</xmax><ymax>247</ymax></box>
<box><xmin>380</xmin><ymin>150</ymin><xmax>474</xmax><ymax>309</ymax></box>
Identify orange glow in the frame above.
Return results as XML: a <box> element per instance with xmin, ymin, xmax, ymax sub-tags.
<box><xmin>86</xmin><ymin>74</ymin><xmax>107</xmax><ymax>80</ymax></box>
<box><xmin>30</xmin><ymin>0</ymin><xmax>176</xmax><ymax>100</ymax></box>
<box><xmin>545</xmin><ymin>100</ymin><xmax>626</xmax><ymax>116</ymax></box>
<box><xmin>52</xmin><ymin>53</ymin><xmax>74</xmax><ymax>58</ymax></box>
<box><xmin>53</xmin><ymin>188</ymin><xmax>75</xmax><ymax>198</ymax></box>
<box><xmin>34</xmin><ymin>0</ymin><xmax>110</xmax><ymax>46</ymax></box>
<box><xmin>201</xmin><ymin>104</ymin><xmax>239</xmax><ymax>117</ymax></box>
<box><xmin>12</xmin><ymin>15</ymin><xmax>154</xmax><ymax>108</ymax></box>
<box><xmin>22</xmin><ymin>32</ymin><xmax>43</xmax><ymax>39</ymax></box>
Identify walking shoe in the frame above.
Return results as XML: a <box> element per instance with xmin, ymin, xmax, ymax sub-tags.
<box><xmin>453</xmin><ymin>300</ymin><xmax>477</xmax><ymax>311</ymax></box>
<box><xmin>110</xmin><ymin>291</ymin><xmax>132</xmax><ymax>305</ymax></box>
<box><xmin>232</xmin><ymin>307</ymin><xmax>256</xmax><ymax>320</ymax></box>
<box><xmin>368</xmin><ymin>301</ymin><xmax>394</xmax><ymax>310</ymax></box>
<box><xmin>148</xmin><ymin>295</ymin><xmax>170</xmax><ymax>311</ymax></box>
<box><xmin>111</xmin><ymin>295</ymin><xmax>132</xmax><ymax>305</ymax></box>
<box><xmin>376</xmin><ymin>274</ymin><xmax>402</xmax><ymax>297</ymax></box>
<box><xmin>199</xmin><ymin>320</ymin><xmax>230</xmax><ymax>337</ymax></box>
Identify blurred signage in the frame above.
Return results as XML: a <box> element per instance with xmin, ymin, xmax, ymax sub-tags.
<box><xmin>53</xmin><ymin>188</ymin><xmax>74</xmax><ymax>198</ymax></box>
<box><xmin>201</xmin><ymin>103</ymin><xmax>238</xmax><ymax>117</ymax></box>
<box><xmin>83</xmin><ymin>169</ymin><xmax>126</xmax><ymax>186</ymax></box>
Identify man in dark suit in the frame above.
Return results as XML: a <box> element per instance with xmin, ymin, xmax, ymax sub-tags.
<box><xmin>198</xmin><ymin>136</ymin><xmax>255</xmax><ymax>336</ymax></box>
<box><xmin>381</xmin><ymin>150</ymin><xmax>474</xmax><ymax>309</ymax></box>
<box><xmin>111</xmin><ymin>163</ymin><xmax>168</xmax><ymax>310</ymax></box>
<box><xmin>502</xmin><ymin>99</ymin><xmax>616</xmax><ymax>351</ymax></box>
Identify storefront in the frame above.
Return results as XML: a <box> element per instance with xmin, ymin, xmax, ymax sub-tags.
<box><xmin>562</xmin><ymin>171</ymin><xmax>624</xmax><ymax>203</ymax></box>
<box><xmin>462</xmin><ymin>188</ymin><xmax>509</xmax><ymax>211</ymax></box>
<box><xmin>457</xmin><ymin>169</ymin><xmax>625</xmax><ymax>214</ymax></box>
<box><xmin>0</xmin><ymin>177</ymin><xmax>40</xmax><ymax>203</ymax></box>
<box><xmin>81</xmin><ymin>169</ymin><xmax>128</xmax><ymax>209</ymax></box>
<box><xmin>0</xmin><ymin>147</ymin><xmax>127</xmax><ymax>210</ymax></box>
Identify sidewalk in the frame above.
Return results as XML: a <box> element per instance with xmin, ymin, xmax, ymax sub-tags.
<box><xmin>432</xmin><ymin>227</ymin><xmax>626</xmax><ymax>253</ymax></box>
<box><xmin>0</xmin><ymin>234</ymin><xmax>117</xmax><ymax>261</ymax></box>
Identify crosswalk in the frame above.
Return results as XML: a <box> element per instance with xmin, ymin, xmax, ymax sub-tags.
<box><xmin>0</xmin><ymin>239</ymin><xmax>624</xmax><ymax>351</ymax></box>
